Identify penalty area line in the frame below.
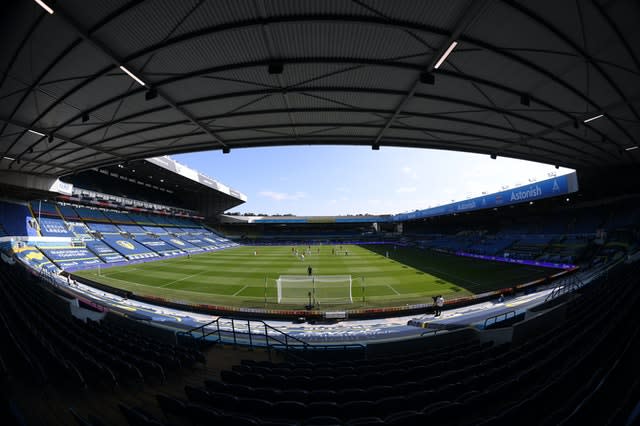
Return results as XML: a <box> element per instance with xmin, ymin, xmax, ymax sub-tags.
<box><xmin>159</xmin><ymin>269</ymin><xmax>210</xmax><ymax>288</ymax></box>
<box><xmin>387</xmin><ymin>284</ymin><xmax>401</xmax><ymax>295</ymax></box>
<box><xmin>232</xmin><ymin>285</ymin><xmax>248</xmax><ymax>296</ymax></box>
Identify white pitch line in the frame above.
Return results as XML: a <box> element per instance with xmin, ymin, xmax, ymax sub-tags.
<box><xmin>99</xmin><ymin>266</ymin><xmax>143</xmax><ymax>277</ymax></box>
<box><xmin>232</xmin><ymin>285</ymin><xmax>248</xmax><ymax>296</ymax></box>
<box><xmin>90</xmin><ymin>273</ymin><xmax>153</xmax><ymax>289</ymax></box>
<box><xmin>387</xmin><ymin>284</ymin><xmax>401</xmax><ymax>295</ymax></box>
<box><xmin>158</xmin><ymin>269</ymin><xmax>210</xmax><ymax>288</ymax></box>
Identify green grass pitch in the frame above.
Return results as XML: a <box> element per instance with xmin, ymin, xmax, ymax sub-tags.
<box><xmin>74</xmin><ymin>244</ymin><xmax>554</xmax><ymax>310</ymax></box>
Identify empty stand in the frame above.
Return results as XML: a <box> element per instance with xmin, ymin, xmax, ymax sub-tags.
<box><xmin>142</xmin><ymin>226</ymin><xmax>169</xmax><ymax>235</ymax></box>
<box><xmin>0</xmin><ymin>201</ymin><xmax>38</xmax><ymax>237</ymax></box>
<box><xmin>119</xmin><ymin>224</ymin><xmax>147</xmax><ymax>235</ymax></box>
<box><xmin>57</xmin><ymin>205</ymin><xmax>80</xmax><ymax>220</ymax></box>
<box><xmin>12</xmin><ymin>246</ymin><xmax>59</xmax><ymax>273</ymax></box>
<box><xmin>38</xmin><ymin>247</ymin><xmax>103</xmax><ymax>270</ymax></box>
<box><xmin>74</xmin><ymin>207</ymin><xmax>110</xmax><ymax>223</ymax></box>
<box><xmin>102</xmin><ymin>235</ymin><xmax>159</xmax><ymax>260</ymax></box>
<box><xmin>128</xmin><ymin>214</ymin><xmax>158</xmax><ymax>226</ymax></box>
<box><xmin>143</xmin><ymin>261</ymin><xmax>639</xmax><ymax>425</ymax></box>
<box><xmin>0</xmin><ymin>261</ymin><xmax>207</xmax><ymax>423</ymax></box>
<box><xmin>38</xmin><ymin>218</ymin><xmax>75</xmax><ymax>238</ymax></box>
<box><xmin>158</xmin><ymin>236</ymin><xmax>204</xmax><ymax>253</ymax></box>
<box><xmin>85</xmin><ymin>240</ymin><xmax>128</xmax><ymax>263</ymax></box>
<box><xmin>134</xmin><ymin>235</ymin><xmax>185</xmax><ymax>256</ymax></box>
<box><xmin>102</xmin><ymin>211</ymin><xmax>134</xmax><ymax>224</ymax></box>
<box><xmin>67</xmin><ymin>221</ymin><xmax>94</xmax><ymax>240</ymax></box>
<box><xmin>29</xmin><ymin>201</ymin><xmax>62</xmax><ymax>218</ymax></box>
<box><xmin>86</xmin><ymin>222</ymin><xmax>121</xmax><ymax>235</ymax></box>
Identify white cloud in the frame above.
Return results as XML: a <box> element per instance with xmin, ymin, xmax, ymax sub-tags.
<box><xmin>401</xmin><ymin>166</ymin><xmax>418</xmax><ymax>179</ymax></box>
<box><xmin>258</xmin><ymin>190</ymin><xmax>306</xmax><ymax>201</ymax></box>
<box><xmin>396</xmin><ymin>186</ymin><xmax>417</xmax><ymax>193</ymax></box>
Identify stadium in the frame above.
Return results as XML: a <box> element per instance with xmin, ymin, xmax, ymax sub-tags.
<box><xmin>1</xmin><ymin>1</ymin><xmax>639</xmax><ymax>425</ymax></box>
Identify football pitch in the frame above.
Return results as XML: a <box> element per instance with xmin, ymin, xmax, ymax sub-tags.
<box><xmin>74</xmin><ymin>244</ymin><xmax>554</xmax><ymax>310</ymax></box>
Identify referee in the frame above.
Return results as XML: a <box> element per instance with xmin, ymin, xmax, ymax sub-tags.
<box><xmin>308</xmin><ymin>265</ymin><xmax>313</xmax><ymax>276</ymax></box>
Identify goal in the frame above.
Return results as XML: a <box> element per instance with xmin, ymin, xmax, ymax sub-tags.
<box><xmin>276</xmin><ymin>275</ymin><xmax>353</xmax><ymax>305</ymax></box>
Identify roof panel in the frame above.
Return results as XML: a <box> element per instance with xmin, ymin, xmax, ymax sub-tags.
<box><xmin>173</xmin><ymin>0</ymin><xmax>260</xmax><ymax>36</ymax></box>
<box><xmin>92</xmin><ymin>0</ymin><xmax>201</xmax><ymax>58</ymax></box>
<box><xmin>64</xmin><ymin>73</ymin><xmax>140</xmax><ymax>118</ymax></box>
<box><xmin>294</xmin><ymin>125</ymin><xmax>379</xmax><ymax>138</ymax></box>
<box><xmin>60</xmin><ymin>0</ymin><xmax>132</xmax><ymax>31</ymax></box>
<box><xmin>1</xmin><ymin>0</ymin><xmax>637</xmax><ymax>174</ymax></box>
<box><xmin>365</xmin><ymin>0</ymin><xmax>474</xmax><ymax>28</ymax></box>
<box><xmin>0</xmin><ymin>80</ymin><xmax>30</xmax><ymax>118</ymax></box>
<box><xmin>580</xmin><ymin>3</ymin><xmax>638</xmax><ymax>72</ymax></box>
<box><xmin>41</xmin><ymin>42</ymin><xmax>114</xmax><ymax>87</ymax></box>
<box><xmin>308</xmin><ymin>91</ymin><xmax>404</xmax><ymax>111</ymax></box>
<box><xmin>219</xmin><ymin>128</ymin><xmax>294</xmax><ymax>141</ymax></box>
<box><xmin>161</xmin><ymin>74</ymin><xmax>277</xmax><ymax>104</ymax></box>
<box><xmin>265</xmin><ymin>0</ymin><xmax>376</xmax><ymax>17</ymax></box>
<box><xmin>270</xmin><ymin>22</ymin><xmax>431</xmax><ymax>60</ymax></box>
<box><xmin>291</xmin><ymin>110</ymin><xmax>388</xmax><ymax>125</ymax></box>
<box><xmin>232</xmin><ymin>93</ymin><xmax>288</xmax><ymax>112</ymax></box>
<box><xmin>607</xmin><ymin>0</ymin><xmax>640</xmax><ymax>70</ymax></box>
<box><xmin>144</xmin><ymin>27</ymin><xmax>270</xmax><ymax>75</ymax></box>
<box><xmin>290</xmin><ymin>65</ymin><xmax>418</xmax><ymax>92</ymax></box>
<box><xmin>467</xmin><ymin>1</ymin><xmax>569</xmax><ymax>52</ymax></box>
<box><xmin>213</xmin><ymin>112</ymin><xmax>293</xmax><ymax>129</ymax></box>
<box><xmin>7</xmin><ymin>17</ymin><xmax>79</xmax><ymax>90</ymax></box>
<box><xmin>0</xmin><ymin>2</ymin><xmax>37</xmax><ymax>71</ymax></box>
<box><xmin>185</xmin><ymin>95</ymin><xmax>273</xmax><ymax>118</ymax></box>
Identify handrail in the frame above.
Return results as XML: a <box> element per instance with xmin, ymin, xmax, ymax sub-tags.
<box><xmin>270</xmin><ymin>343</ymin><xmax>366</xmax><ymax>352</ymax></box>
<box><xmin>177</xmin><ymin>317</ymin><xmax>223</xmax><ymax>344</ymax></box>
<box><xmin>545</xmin><ymin>274</ymin><xmax>584</xmax><ymax>302</ymax></box>
<box><xmin>483</xmin><ymin>310</ymin><xmax>516</xmax><ymax>329</ymax></box>
<box><xmin>421</xmin><ymin>328</ymin><xmax>442</xmax><ymax>337</ymax></box>
<box><xmin>177</xmin><ymin>316</ymin><xmax>366</xmax><ymax>358</ymax></box>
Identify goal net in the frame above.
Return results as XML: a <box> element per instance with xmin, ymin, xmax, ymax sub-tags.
<box><xmin>276</xmin><ymin>275</ymin><xmax>353</xmax><ymax>305</ymax></box>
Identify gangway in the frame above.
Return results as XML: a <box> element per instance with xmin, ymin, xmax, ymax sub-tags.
<box><xmin>177</xmin><ymin>316</ymin><xmax>366</xmax><ymax>360</ymax></box>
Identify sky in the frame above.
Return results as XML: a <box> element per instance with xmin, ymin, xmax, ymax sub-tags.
<box><xmin>172</xmin><ymin>146</ymin><xmax>574</xmax><ymax>216</ymax></box>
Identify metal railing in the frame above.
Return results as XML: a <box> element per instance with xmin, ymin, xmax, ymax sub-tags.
<box><xmin>545</xmin><ymin>275</ymin><xmax>583</xmax><ymax>302</ymax></box>
<box><xmin>177</xmin><ymin>316</ymin><xmax>366</xmax><ymax>359</ymax></box>
<box><xmin>420</xmin><ymin>328</ymin><xmax>443</xmax><ymax>337</ymax></box>
<box><xmin>483</xmin><ymin>310</ymin><xmax>516</xmax><ymax>329</ymax></box>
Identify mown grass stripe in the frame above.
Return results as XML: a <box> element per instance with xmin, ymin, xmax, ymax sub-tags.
<box><xmin>75</xmin><ymin>244</ymin><xmax>554</xmax><ymax>309</ymax></box>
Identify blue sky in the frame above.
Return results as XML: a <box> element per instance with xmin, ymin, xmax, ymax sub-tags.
<box><xmin>172</xmin><ymin>146</ymin><xmax>573</xmax><ymax>216</ymax></box>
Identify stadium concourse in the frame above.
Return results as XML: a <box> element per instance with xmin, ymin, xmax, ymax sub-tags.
<box><xmin>1</xmin><ymin>0</ymin><xmax>640</xmax><ymax>425</ymax></box>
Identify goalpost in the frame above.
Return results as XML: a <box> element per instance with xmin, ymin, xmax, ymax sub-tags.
<box><xmin>276</xmin><ymin>275</ymin><xmax>353</xmax><ymax>305</ymax></box>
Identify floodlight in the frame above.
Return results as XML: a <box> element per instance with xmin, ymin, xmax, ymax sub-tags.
<box><xmin>434</xmin><ymin>41</ymin><xmax>458</xmax><ymax>69</ymax></box>
<box><xmin>34</xmin><ymin>0</ymin><xmax>54</xmax><ymax>14</ymax></box>
<box><xmin>583</xmin><ymin>114</ymin><xmax>604</xmax><ymax>123</ymax></box>
<box><xmin>119</xmin><ymin>66</ymin><xmax>146</xmax><ymax>86</ymax></box>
